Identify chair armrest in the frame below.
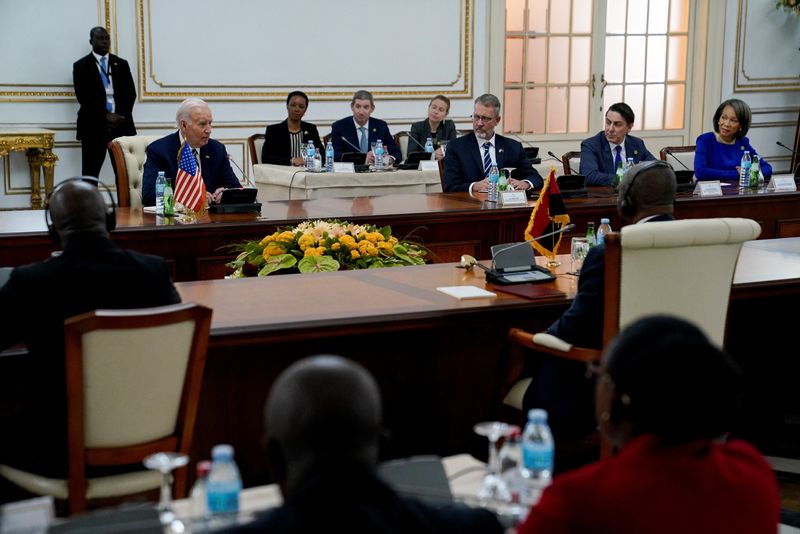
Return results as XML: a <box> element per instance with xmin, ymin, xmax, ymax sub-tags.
<box><xmin>531</xmin><ymin>332</ymin><xmax>573</xmax><ymax>352</ymax></box>
<box><xmin>508</xmin><ymin>328</ymin><xmax>602</xmax><ymax>363</ymax></box>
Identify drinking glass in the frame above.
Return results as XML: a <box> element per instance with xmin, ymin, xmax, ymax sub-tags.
<box><xmin>570</xmin><ymin>237</ymin><xmax>590</xmax><ymax>274</ymax></box>
<box><xmin>473</xmin><ymin>422</ymin><xmax>512</xmax><ymax>504</ymax></box>
<box><xmin>144</xmin><ymin>452</ymin><xmax>190</xmax><ymax>532</ymax></box>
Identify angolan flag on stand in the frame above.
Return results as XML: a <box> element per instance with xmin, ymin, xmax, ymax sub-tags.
<box><xmin>524</xmin><ymin>167</ymin><xmax>570</xmax><ymax>257</ymax></box>
<box><xmin>175</xmin><ymin>142</ymin><xmax>207</xmax><ymax>213</ymax></box>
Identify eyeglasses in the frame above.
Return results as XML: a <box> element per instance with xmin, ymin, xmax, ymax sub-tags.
<box><xmin>471</xmin><ymin>114</ymin><xmax>497</xmax><ymax>124</ymax></box>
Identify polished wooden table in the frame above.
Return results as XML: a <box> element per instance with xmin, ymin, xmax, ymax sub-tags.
<box><xmin>0</xmin><ymin>128</ymin><xmax>58</xmax><ymax>209</ymax></box>
<box><xmin>172</xmin><ymin>238</ymin><xmax>800</xmax><ymax>486</ymax></box>
<box><xmin>2</xmin><ymin>188</ymin><xmax>800</xmax><ymax>281</ymax></box>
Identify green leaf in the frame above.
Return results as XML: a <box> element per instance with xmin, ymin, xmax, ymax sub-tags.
<box><xmin>378</xmin><ymin>226</ymin><xmax>392</xmax><ymax>240</ymax></box>
<box><xmin>258</xmin><ymin>254</ymin><xmax>297</xmax><ymax>276</ymax></box>
<box><xmin>298</xmin><ymin>255</ymin><xmax>340</xmax><ymax>273</ymax></box>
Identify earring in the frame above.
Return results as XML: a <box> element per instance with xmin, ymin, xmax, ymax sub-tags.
<box><xmin>621</xmin><ymin>394</ymin><xmax>631</xmax><ymax>406</ymax></box>
<box><xmin>599</xmin><ymin>411</ymin><xmax>611</xmax><ymax>422</ymax></box>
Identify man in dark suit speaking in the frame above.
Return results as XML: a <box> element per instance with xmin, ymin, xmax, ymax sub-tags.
<box><xmin>72</xmin><ymin>26</ymin><xmax>137</xmax><ymax>177</ymax></box>
<box><xmin>443</xmin><ymin>93</ymin><xmax>542</xmax><ymax>193</ymax></box>
<box><xmin>579</xmin><ymin>102</ymin><xmax>656</xmax><ymax>186</ymax></box>
<box><xmin>330</xmin><ymin>90</ymin><xmax>402</xmax><ymax>164</ymax></box>
<box><xmin>141</xmin><ymin>98</ymin><xmax>241</xmax><ymax>207</ymax></box>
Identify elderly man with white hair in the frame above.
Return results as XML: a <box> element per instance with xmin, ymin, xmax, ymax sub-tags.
<box><xmin>142</xmin><ymin>98</ymin><xmax>240</xmax><ymax>207</ymax></box>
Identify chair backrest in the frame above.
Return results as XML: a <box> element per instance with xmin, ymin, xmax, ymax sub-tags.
<box><xmin>603</xmin><ymin>218</ymin><xmax>761</xmax><ymax>348</ymax></box>
<box><xmin>394</xmin><ymin>131</ymin><xmax>410</xmax><ymax>161</ymax></box>
<box><xmin>64</xmin><ymin>302</ymin><xmax>212</xmax><ymax>512</ymax></box>
<box><xmin>108</xmin><ymin>136</ymin><xmax>160</xmax><ymax>208</ymax></box>
<box><xmin>561</xmin><ymin>151</ymin><xmax>581</xmax><ymax>175</ymax></box>
<box><xmin>659</xmin><ymin>145</ymin><xmax>696</xmax><ymax>171</ymax></box>
<box><xmin>248</xmin><ymin>133</ymin><xmax>265</xmax><ymax>166</ymax></box>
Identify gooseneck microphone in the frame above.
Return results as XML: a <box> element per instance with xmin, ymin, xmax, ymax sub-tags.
<box><xmin>490</xmin><ymin>223</ymin><xmax>576</xmax><ymax>271</ymax></box>
<box><xmin>776</xmin><ymin>141</ymin><xmax>800</xmax><ymax>176</ymax></box>
<box><xmin>227</xmin><ymin>153</ymin><xmax>255</xmax><ymax>188</ymax></box>
<box><xmin>340</xmin><ymin>136</ymin><xmax>365</xmax><ymax>153</ymax></box>
<box><xmin>548</xmin><ymin>151</ymin><xmax>579</xmax><ymax>175</ymax></box>
<box><xmin>406</xmin><ymin>132</ymin><xmax>427</xmax><ymax>152</ymax></box>
<box><xmin>663</xmin><ymin>149</ymin><xmax>692</xmax><ymax>172</ymax></box>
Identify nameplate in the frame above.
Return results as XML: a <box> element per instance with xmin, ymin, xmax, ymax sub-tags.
<box><xmin>500</xmin><ymin>190</ymin><xmax>528</xmax><ymax>205</ymax></box>
<box><xmin>767</xmin><ymin>175</ymin><xmax>797</xmax><ymax>192</ymax></box>
<box><xmin>418</xmin><ymin>160</ymin><xmax>439</xmax><ymax>171</ymax></box>
<box><xmin>693</xmin><ymin>181</ymin><xmax>723</xmax><ymax>197</ymax></box>
<box><xmin>333</xmin><ymin>162</ymin><xmax>355</xmax><ymax>173</ymax></box>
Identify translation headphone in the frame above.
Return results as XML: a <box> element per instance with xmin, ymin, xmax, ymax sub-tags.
<box><xmin>45</xmin><ymin>176</ymin><xmax>117</xmax><ymax>245</ymax></box>
<box><xmin>619</xmin><ymin>160</ymin><xmax>674</xmax><ymax>218</ymax></box>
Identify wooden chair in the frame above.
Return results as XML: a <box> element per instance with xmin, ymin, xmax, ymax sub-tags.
<box><xmin>504</xmin><ymin>218</ymin><xmax>761</xmax><ymax>456</ymax></box>
<box><xmin>108</xmin><ymin>135</ymin><xmax>160</xmax><ymax>208</ymax></box>
<box><xmin>659</xmin><ymin>145</ymin><xmax>696</xmax><ymax>171</ymax></box>
<box><xmin>248</xmin><ymin>133</ymin><xmax>265</xmax><ymax>166</ymax></box>
<box><xmin>561</xmin><ymin>151</ymin><xmax>581</xmax><ymax>175</ymax></box>
<box><xmin>0</xmin><ymin>302</ymin><xmax>212</xmax><ymax>514</ymax></box>
<box><xmin>394</xmin><ymin>131</ymin><xmax>410</xmax><ymax>161</ymax></box>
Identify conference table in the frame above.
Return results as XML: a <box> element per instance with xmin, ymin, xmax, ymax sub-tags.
<box><xmin>173</xmin><ymin>238</ymin><xmax>800</xmax><ymax>488</ymax></box>
<box><xmin>1</xmin><ymin>187</ymin><xmax>800</xmax><ymax>282</ymax></box>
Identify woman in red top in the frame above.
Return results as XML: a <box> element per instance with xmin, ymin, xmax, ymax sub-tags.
<box><xmin>518</xmin><ymin>315</ymin><xmax>780</xmax><ymax>534</ymax></box>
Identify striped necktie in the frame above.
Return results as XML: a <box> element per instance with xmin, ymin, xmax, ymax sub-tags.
<box><xmin>482</xmin><ymin>142</ymin><xmax>493</xmax><ymax>177</ymax></box>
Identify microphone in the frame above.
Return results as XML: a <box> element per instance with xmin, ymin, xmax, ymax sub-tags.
<box><xmin>340</xmin><ymin>136</ymin><xmax>365</xmax><ymax>153</ymax></box>
<box><xmin>548</xmin><ymin>151</ymin><xmax>579</xmax><ymax>175</ymax></box>
<box><xmin>227</xmin><ymin>153</ymin><xmax>256</xmax><ymax>189</ymax></box>
<box><xmin>663</xmin><ymin>149</ymin><xmax>692</xmax><ymax>172</ymax></box>
<box><xmin>776</xmin><ymin>141</ymin><xmax>800</xmax><ymax>176</ymax></box>
<box><xmin>490</xmin><ymin>223</ymin><xmax>576</xmax><ymax>271</ymax></box>
<box><xmin>406</xmin><ymin>132</ymin><xmax>427</xmax><ymax>152</ymax></box>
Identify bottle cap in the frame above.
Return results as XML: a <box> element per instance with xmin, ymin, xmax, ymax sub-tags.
<box><xmin>528</xmin><ymin>408</ymin><xmax>548</xmax><ymax>422</ymax></box>
<box><xmin>211</xmin><ymin>444</ymin><xmax>234</xmax><ymax>460</ymax></box>
<box><xmin>601</xmin><ymin>218</ymin><xmax>610</xmax><ymax>224</ymax></box>
<box><xmin>196</xmin><ymin>460</ymin><xmax>212</xmax><ymax>477</ymax></box>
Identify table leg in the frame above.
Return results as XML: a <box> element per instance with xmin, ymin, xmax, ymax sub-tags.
<box><xmin>40</xmin><ymin>148</ymin><xmax>58</xmax><ymax>201</ymax></box>
<box><xmin>25</xmin><ymin>148</ymin><xmax>43</xmax><ymax>209</ymax></box>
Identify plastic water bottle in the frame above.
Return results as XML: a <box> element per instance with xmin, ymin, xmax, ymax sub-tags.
<box><xmin>749</xmin><ymin>154</ymin><xmax>760</xmax><ymax>188</ymax></box>
<box><xmin>585</xmin><ymin>221</ymin><xmax>597</xmax><ymax>247</ymax></box>
<box><xmin>163</xmin><ymin>176</ymin><xmax>174</xmax><ymax>216</ymax></box>
<box><xmin>424</xmin><ymin>136</ymin><xmax>434</xmax><ymax>154</ymax></box>
<box><xmin>487</xmin><ymin>164</ymin><xmax>500</xmax><ymax>203</ymax></box>
<box><xmin>314</xmin><ymin>148</ymin><xmax>322</xmax><ymax>172</ymax></box>
<box><xmin>306</xmin><ymin>140</ymin><xmax>316</xmax><ymax>170</ymax></box>
<box><xmin>207</xmin><ymin>444</ymin><xmax>241</xmax><ymax>515</ymax></box>
<box><xmin>625</xmin><ymin>157</ymin><xmax>634</xmax><ymax>171</ymax></box>
<box><xmin>739</xmin><ymin>150</ymin><xmax>751</xmax><ymax>189</ymax></box>
<box><xmin>521</xmin><ymin>409</ymin><xmax>554</xmax><ymax>502</ymax></box>
<box><xmin>597</xmin><ymin>218</ymin><xmax>612</xmax><ymax>246</ymax></box>
<box><xmin>374</xmin><ymin>139</ymin><xmax>385</xmax><ymax>171</ymax></box>
<box><xmin>615</xmin><ymin>161</ymin><xmax>624</xmax><ymax>188</ymax></box>
<box><xmin>191</xmin><ymin>460</ymin><xmax>212</xmax><ymax>520</ymax></box>
<box><xmin>155</xmin><ymin>171</ymin><xmax>166</xmax><ymax>215</ymax></box>
<box><xmin>498</xmin><ymin>170</ymin><xmax>509</xmax><ymax>192</ymax></box>
<box><xmin>325</xmin><ymin>140</ymin><xmax>334</xmax><ymax>172</ymax></box>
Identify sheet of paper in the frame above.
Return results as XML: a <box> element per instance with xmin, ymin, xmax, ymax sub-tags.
<box><xmin>436</xmin><ymin>286</ymin><xmax>497</xmax><ymax>300</ymax></box>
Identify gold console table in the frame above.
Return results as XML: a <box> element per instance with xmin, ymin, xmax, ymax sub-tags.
<box><xmin>0</xmin><ymin>128</ymin><xmax>58</xmax><ymax>209</ymax></box>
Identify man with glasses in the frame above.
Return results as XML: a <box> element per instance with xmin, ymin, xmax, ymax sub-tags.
<box><xmin>443</xmin><ymin>93</ymin><xmax>542</xmax><ymax>193</ymax></box>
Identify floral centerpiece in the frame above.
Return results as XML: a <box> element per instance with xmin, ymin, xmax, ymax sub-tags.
<box><xmin>224</xmin><ymin>219</ymin><xmax>426</xmax><ymax>277</ymax></box>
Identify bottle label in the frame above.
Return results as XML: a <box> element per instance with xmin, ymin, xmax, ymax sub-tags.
<box><xmin>523</xmin><ymin>442</ymin><xmax>554</xmax><ymax>472</ymax></box>
<box><xmin>207</xmin><ymin>488</ymin><xmax>239</xmax><ymax>514</ymax></box>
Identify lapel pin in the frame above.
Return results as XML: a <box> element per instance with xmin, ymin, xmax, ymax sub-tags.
<box><xmin>634</xmin><ymin>149</ymin><xmax>639</xmax><ymax>155</ymax></box>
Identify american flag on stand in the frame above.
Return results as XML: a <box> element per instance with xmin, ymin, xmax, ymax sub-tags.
<box><xmin>175</xmin><ymin>142</ymin><xmax>207</xmax><ymax>213</ymax></box>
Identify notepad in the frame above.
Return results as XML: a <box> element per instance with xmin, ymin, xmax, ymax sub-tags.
<box><xmin>436</xmin><ymin>286</ymin><xmax>497</xmax><ymax>300</ymax></box>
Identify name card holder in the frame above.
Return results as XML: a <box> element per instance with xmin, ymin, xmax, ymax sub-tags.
<box><xmin>418</xmin><ymin>160</ymin><xmax>439</xmax><ymax>171</ymax></box>
<box><xmin>767</xmin><ymin>175</ymin><xmax>797</xmax><ymax>192</ymax></box>
<box><xmin>693</xmin><ymin>180</ymin><xmax>723</xmax><ymax>197</ymax></box>
<box><xmin>333</xmin><ymin>162</ymin><xmax>355</xmax><ymax>173</ymax></box>
<box><xmin>500</xmin><ymin>190</ymin><xmax>528</xmax><ymax>205</ymax></box>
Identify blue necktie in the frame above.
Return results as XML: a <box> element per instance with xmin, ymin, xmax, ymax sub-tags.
<box><xmin>99</xmin><ymin>57</ymin><xmax>112</xmax><ymax>112</ymax></box>
<box><xmin>359</xmin><ymin>127</ymin><xmax>368</xmax><ymax>153</ymax></box>
<box><xmin>482</xmin><ymin>142</ymin><xmax>493</xmax><ymax>177</ymax></box>
<box><xmin>614</xmin><ymin>145</ymin><xmax>622</xmax><ymax>169</ymax></box>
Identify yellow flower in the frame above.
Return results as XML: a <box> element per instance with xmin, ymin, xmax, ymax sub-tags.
<box><xmin>364</xmin><ymin>232</ymin><xmax>378</xmax><ymax>243</ymax></box>
<box><xmin>351</xmin><ymin>250</ymin><xmax>361</xmax><ymax>259</ymax></box>
<box><xmin>277</xmin><ymin>230</ymin><xmax>295</xmax><ymax>243</ymax></box>
<box><xmin>304</xmin><ymin>247</ymin><xmax>320</xmax><ymax>257</ymax></box>
<box><xmin>389</xmin><ymin>236</ymin><xmax>399</xmax><ymax>245</ymax></box>
<box><xmin>298</xmin><ymin>233</ymin><xmax>316</xmax><ymax>250</ymax></box>
<box><xmin>379</xmin><ymin>241</ymin><xmax>394</xmax><ymax>254</ymax></box>
<box><xmin>339</xmin><ymin>235</ymin><xmax>357</xmax><ymax>250</ymax></box>
<box><xmin>263</xmin><ymin>243</ymin><xmax>284</xmax><ymax>257</ymax></box>
<box><xmin>316</xmin><ymin>246</ymin><xmax>326</xmax><ymax>255</ymax></box>
<box><xmin>331</xmin><ymin>243</ymin><xmax>341</xmax><ymax>251</ymax></box>
<box><xmin>259</xmin><ymin>233</ymin><xmax>278</xmax><ymax>247</ymax></box>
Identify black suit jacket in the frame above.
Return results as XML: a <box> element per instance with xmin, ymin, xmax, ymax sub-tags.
<box><xmin>224</xmin><ymin>464</ymin><xmax>503</xmax><ymax>533</ymax></box>
<box><xmin>330</xmin><ymin>116</ymin><xmax>402</xmax><ymax>162</ymax></box>
<box><xmin>408</xmin><ymin>119</ymin><xmax>457</xmax><ymax>154</ymax></box>
<box><xmin>579</xmin><ymin>131</ymin><xmax>656</xmax><ymax>186</ymax></box>
<box><xmin>261</xmin><ymin>119</ymin><xmax>324</xmax><ymax>165</ymax></box>
<box><xmin>141</xmin><ymin>132</ymin><xmax>241</xmax><ymax>206</ymax></box>
<box><xmin>0</xmin><ymin>234</ymin><xmax>180</xmax><ymax>477</ymax></box>
<box><xmin>442</xmin><ymin>133</ymin><xmax>543</xmax><ymax>192</ymax></box>
<box><xmin>72</xmin><ymin>53</ymin><xmax>136</xmax><ymax>140</ymax></box>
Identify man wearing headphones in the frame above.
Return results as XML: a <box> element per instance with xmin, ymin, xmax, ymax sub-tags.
<box><xmin>0</xmin><ymin>178</ymin><xmax>179</xmax><ymax>477</ymax></box>
<box><xmin>522</xmin><ymin>160</ymin><xmax>677</xmax><ymax>441</ymax></box>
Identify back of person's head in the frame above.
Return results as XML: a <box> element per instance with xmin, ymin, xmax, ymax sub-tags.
<box><xmin>713</xmin><ymin>98</ymin><xmax>752</xmax><ymax>138</ymax></box>
<box><xmin>265</xmin><ymin>355</ymin><xmax>382</xmax><ymax>486</ymax></box>
<box><xmin>617</xmin><ymin>160</ymin><xmax>677</xmax><ymax>222</ymax></box>
<box><xmin>602</xmin><ymin>315</ymin><xmax>742</xmax><ymax>444</ymax></box>
<box><xmin>48</xmin><ymin>178</ymin><xmax>110</xmax><ymax>244</ymax></box>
